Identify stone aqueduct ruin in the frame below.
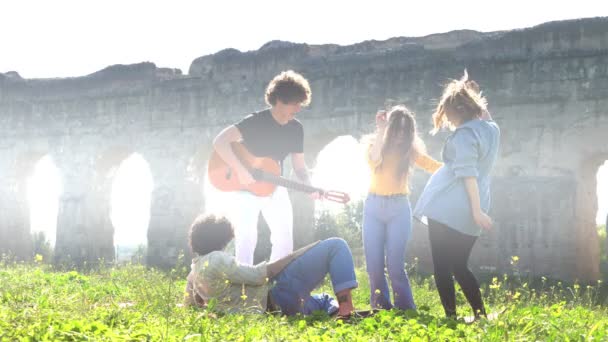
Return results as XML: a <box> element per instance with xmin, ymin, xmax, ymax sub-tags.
<box><xmin>1</xmin><ymin>18</ymin><xmax>606</xmax><ymax>281</ymax></box>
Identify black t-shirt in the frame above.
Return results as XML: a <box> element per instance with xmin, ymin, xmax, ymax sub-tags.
<box><xmin>234</xmin><ymin>109</ymin><xmax>304</xmax><ymax>164</ymax></box>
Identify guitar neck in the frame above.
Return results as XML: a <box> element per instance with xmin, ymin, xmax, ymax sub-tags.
<box><xmin>252</xmin><ymin>169</ymin><xmax>322</xmax><ymax>194</ymax></box>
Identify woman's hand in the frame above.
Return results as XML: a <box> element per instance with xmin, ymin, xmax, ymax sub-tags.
<box><xmin>375</xmin><ymin>110</ymin><xmax>388</xmax><ymax>131</ymax></box>
<box><xmin>463</xmin><ymin>177</ymin><xmax>493</xmax><ymax>231</ymax></box>
<box><xmin>369</xmin><ymin>110</ymin><xmax>388</xmax><ymax>163</ymax></box>
<box><xmin>473</xmin><ymin>211</ymin><xmax>493</xmax><ymax>231</ymax></box>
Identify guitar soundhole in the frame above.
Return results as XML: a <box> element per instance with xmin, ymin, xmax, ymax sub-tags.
<box><xmin>251</xmin><ymin>169</ymin><xmax>261</xmax><ymax>180</ymax></box>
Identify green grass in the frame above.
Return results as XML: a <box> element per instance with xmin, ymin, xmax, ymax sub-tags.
<box><xmin>1</xmin><ymin>257</ymin><xmax>607</xmax><ymax>341</ymax></box>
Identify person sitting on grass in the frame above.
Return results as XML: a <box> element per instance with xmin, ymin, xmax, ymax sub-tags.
<box><xmin>184</xmin><ymin>214</ymin><xmax>359</xmax><ymax>317</ymax></box>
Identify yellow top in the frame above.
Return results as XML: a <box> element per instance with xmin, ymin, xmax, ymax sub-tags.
<box><xmin>367</xmin><ymin>147</ymin><xmax>442</xmax><ymax>195</ymax></box>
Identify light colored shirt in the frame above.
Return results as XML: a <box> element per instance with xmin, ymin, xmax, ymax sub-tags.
<box><xmin>186</xmin><ymin>250</ymin><xmax>270</xmax><ymax>314</ymax></box>
<box><xmin>368</xmin><ymin>147</ymin><xmax>442</xmax><ymax>195</ymax></box>
<box><xmin>413</xmin><ymin>119</ymin><xmax>500</xmax><ymax>236</ymax></box>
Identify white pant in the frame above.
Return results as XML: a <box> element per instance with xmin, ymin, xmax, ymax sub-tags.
<box><xmin>227</xmin><ymin>187</ymin><xmax>293</xmax><ymax>265</ymax></box>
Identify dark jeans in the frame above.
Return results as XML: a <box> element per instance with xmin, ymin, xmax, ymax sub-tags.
<box><xmin>428</xmin><ymin>219</ymin><xmax>486</xmax><ymax>318</ymax></box>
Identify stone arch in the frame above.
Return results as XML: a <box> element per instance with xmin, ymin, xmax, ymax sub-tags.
<box><xmin>303</xmin><ymin>125</ymin><xmax>367</xmax><ymax>167</ymax></box>
<box><xmin>26</xmin><ymin>154</ymin><xmax>62</xmax><ymax>258</ymax></box>
<box><xmin>110</xmin><ymin>152</ymin><xmax>154</xmax><ymax>262</ymax></box>
<box><xmin>290</xmin><ymin>128</ymin><xmax>367</xmax><ymax>249</ymax></box>
<box><xmin>0</xmin><ymin>151</ymin><xmax>49</xmax><ymax>260</ymax></box>
<box><xmin>91</xmin><ymin>146</ymin><xmax>138</xmax><ymax>263</ymax></box>
<box><xmin>572</xmin><ymin>154</ymin><xmax>604</xmax><ymax>281</ymax></box>
<box><xmin>596</xmin><ymin>160</ymin><xmax>608</xmax><ymax>264</ymax></box>
<box><xmin>144</xmin><ymin>146</ymin><xmax>204</xmax><ymax>269</ymax></box>
<box><xmin>53</xmin><ymin>146</ymin><xmax>137</xmax><ymax>266</ymax></box>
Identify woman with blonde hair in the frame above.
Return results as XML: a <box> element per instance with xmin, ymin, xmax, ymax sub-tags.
<box><xmin>414</xmin><ymin>72</ymin><xmax>500</xmax><ymax>319</ymax></box>
<box><xmin>363</xmin><ymin>105</ymin><xmax>441</xmax><ymax>310</ymax></box>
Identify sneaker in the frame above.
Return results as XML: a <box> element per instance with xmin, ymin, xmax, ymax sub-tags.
<box><xmin>335</xmin><ymin>309</ymin><xmax>379</xmax><ymax>322</ymax></box>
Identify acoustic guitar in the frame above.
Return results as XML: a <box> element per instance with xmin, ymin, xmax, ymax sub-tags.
<box><xmin>207</xmin><ymin>142</ymin><xmax>350</xmax><ymax>203</ymax></box>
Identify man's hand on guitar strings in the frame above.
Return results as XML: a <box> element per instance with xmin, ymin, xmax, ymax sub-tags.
<box><xmin>236</xmin><ymin>167</ymin><xmax>255</xmax><ymax>186</ymax></box>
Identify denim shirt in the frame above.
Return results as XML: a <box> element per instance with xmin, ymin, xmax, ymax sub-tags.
<box><xmin>413</xmin><ymin>119</ymin><xmax>500</xmax><ymax>236</ymax></box>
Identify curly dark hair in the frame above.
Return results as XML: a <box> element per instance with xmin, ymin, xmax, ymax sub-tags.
<box><xmin>188</xmin><ymin>214</ymin><xmax>235</xmax><ymax>256</ymax></box>
<box><xmin>264</xmin><ymin>70</ymin><xmax>312</xmax><ymax>106</ymax></box>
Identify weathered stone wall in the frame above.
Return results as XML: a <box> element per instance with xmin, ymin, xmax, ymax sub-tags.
<box><xmin>1</xmin><ymin>18</ymin><xmax>606</xmax><ymax>280</ymax></box>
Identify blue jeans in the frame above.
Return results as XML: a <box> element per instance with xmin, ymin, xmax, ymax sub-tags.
<box><xmin>363</xmin><ymin>194</ymin><xmax>415</xmax><ymax>310</ymax></box>
<box><xmin>270</xmin><ymin>238</ymin><xmax>359</xmax><ymax>316</ymax></box>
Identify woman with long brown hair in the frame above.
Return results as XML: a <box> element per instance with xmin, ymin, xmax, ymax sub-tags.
<box><xmin>363</xmin><ymin>105</ymin><xmax>441</xmax><ymax>310</ymax></box>
<box><xmin>414</xmin><ymin>72</ymin><xmax>500</xmax><ymax>319</ymax></box>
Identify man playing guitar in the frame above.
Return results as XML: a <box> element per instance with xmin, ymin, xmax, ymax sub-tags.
<box><xmin>211</xmin><ymin>70</ymin><xmax>317</xmax><ymax>265</ymax></box>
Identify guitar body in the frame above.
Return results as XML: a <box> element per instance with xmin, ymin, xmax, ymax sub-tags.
<box><xmin>208</xmin><ymin>142</ymin><xmax>280</xmax><ymax>197</ymax></box>
<box><xmin>208</xmin><ymin>142</ymin><xmax>350</xmax><ymax>203</ymax></box>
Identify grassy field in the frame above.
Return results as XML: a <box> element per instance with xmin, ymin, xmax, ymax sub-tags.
<box><xmin>1</xmin><ymin>255</ymin><xmax>607</xmax><ymax>341</ymax></box>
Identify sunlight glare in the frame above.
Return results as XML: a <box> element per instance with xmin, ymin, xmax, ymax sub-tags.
<box><xmin>27</xmin><ymin>155</ymin><xmax>62</xmax><ymax>247</ymax></box>
<box><xmin>203</xmin><ymin>171</ymin><xmax>234</xmax><ymax>217</ymax></box>
<box><xmin>312</xmin><ymin>136</ymin><xmax>370</xmax><ymax>213</ymax></box>
<box><xmin>597</xmin><ymin>160</ymin><xmax>608</xmax><ymax>226</ymax></box>
<box><xmin>110</xmin><ymin>153</ymin><xmax>153</xmax><ymax>249</ymax></box>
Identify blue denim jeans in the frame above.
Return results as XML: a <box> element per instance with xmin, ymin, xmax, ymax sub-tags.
<box><xmin>363</xmin><ymin>194</ymin><xmax>415</xmax><ymax>310</ymax></box>
<box><xmin>270</xmin><ymin>238</ymin><xmax>359</xmax><ymax>315</ymax></box>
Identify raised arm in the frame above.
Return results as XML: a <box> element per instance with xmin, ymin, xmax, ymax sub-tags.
<box><xmin>369</xmin><ymin>110</ymin><xmax>388</xmax><ymax>163</ymax></box>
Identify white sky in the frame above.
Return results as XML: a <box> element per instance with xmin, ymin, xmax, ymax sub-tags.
<box><xmin>1</xmin><ymin>0</ymin><xmax>606</xmax><ymax>79</ymax></box>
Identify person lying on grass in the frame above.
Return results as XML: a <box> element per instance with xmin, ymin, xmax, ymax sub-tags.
<box><xmin>185</xmin><ymin>214</ymin><xmax>359</xmax><ymax>317</ymax></box>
